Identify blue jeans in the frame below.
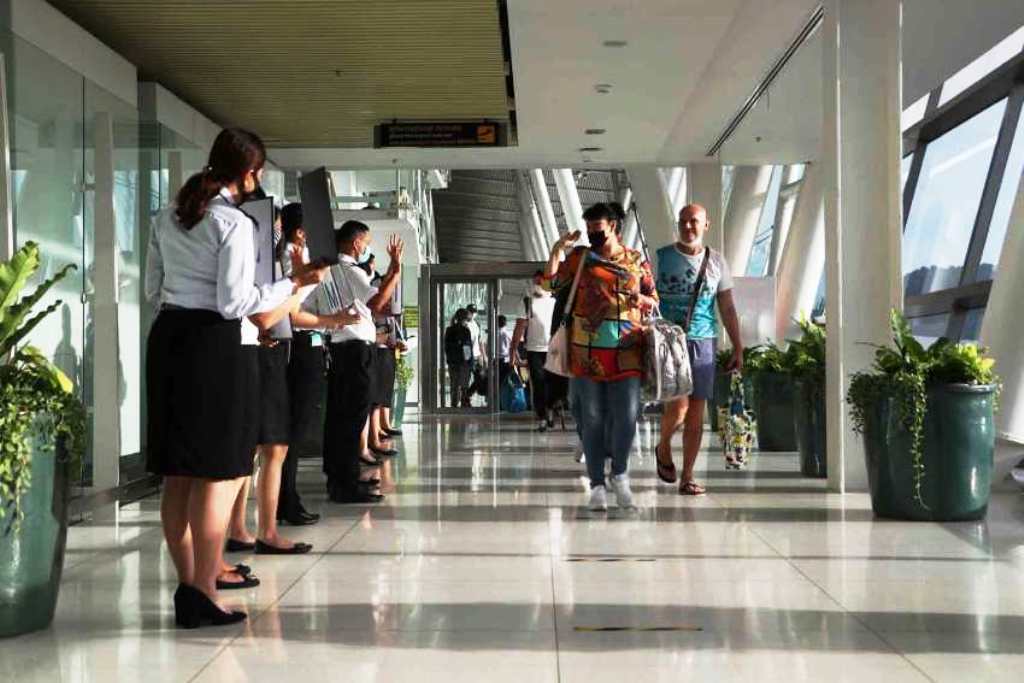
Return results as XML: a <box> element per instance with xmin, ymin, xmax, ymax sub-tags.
<box><xmin>570</xmin><ymin>376</ymin><xmax>642</xmax><ymax>487</ymax></box>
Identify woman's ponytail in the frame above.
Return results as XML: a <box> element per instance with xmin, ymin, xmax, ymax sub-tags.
<box><xmin>173</xmin><ymin>128</ymin><xmax>267</xmax><ymax>231</ymax></box>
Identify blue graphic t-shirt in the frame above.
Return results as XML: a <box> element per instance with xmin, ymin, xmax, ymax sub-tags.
<box><xmin>655</xmin><ymin>245</ymin><xmax>733</xmax><ymax>339</ymax></box>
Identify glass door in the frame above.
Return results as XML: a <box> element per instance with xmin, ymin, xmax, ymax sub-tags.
<box><xmin>435</xmin><ymin>279</ymin><xmax>497</xmax><ymax>412</ymax></box>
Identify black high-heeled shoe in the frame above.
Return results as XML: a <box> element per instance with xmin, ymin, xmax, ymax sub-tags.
<box><xmin>174</xmin><ymin>583</ymin><xmax>247</xmax><ymax>629</ymax></box>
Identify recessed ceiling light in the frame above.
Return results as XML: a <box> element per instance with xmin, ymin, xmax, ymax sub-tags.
<box><xmin>579</xmin><ymin>147</ymin><xmax>603</xmax><ymax>153</ymax></box>
<box><xmin>585</xmin><ymin>128</ymin><xmax>606</xmax><ymax>135</ymax></box>
<box><xmin>594</xmin><ymin>83</ymin><xmax>613</xmax><ymax>94</ymax></box>
<box><xmin>603</xmin><ymin>40</ymin><xmax>628</xmax><ymax>48</ymax></box>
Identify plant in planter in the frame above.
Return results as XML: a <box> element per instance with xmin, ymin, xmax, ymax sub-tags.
<box><xmin>1</xmin><ymin>241</ymin><xmax>87</xmax><ymax>637</ymax></box>
<box><xmin>391</xmin><ymin>352</ymin><xmax>414</xmax><ymax>428</ymax></box>
<box><xmin>847</xmin><ymin>309</ymin><xmax>999</xmax><ymax>521</ymax></box>
<box><xmin>786</xmin><ymin>317</ymin><xmax>827</xmax><ymax>477</ymax></box>
<box><xmin>745</xmin><ymin>342</ymin><xmax>798</xmax><ymax>451</ymax></box>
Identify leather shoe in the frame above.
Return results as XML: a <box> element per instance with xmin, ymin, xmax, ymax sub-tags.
<box><xmin>369</xmin><ymin>446</ymin><xmax>399</xmax><ymax>457</ymax></box>
<box><xmin>278</xmin><ymin>511</ymin><xmax>320</xmax><ymax>526</ymax></box>
<box><xmin>329</xmin><ymin>489</ymin><xmax>384</xmax><ymax>504</ymax></box>
<box><xmin>383</xmin><ymin>428</ymin><xmax>403</xmax><ymax>437</ymax></box>
<box><xmin>225</xmin><ymin>538</ymin><xmax>255</xmax><ymax>553</ymax></box>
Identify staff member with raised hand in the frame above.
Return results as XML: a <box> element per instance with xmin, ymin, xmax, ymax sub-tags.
<box><xmin>302</xmin><ymin>221</ymin><xmax>404</xmax><ymax>504</ymax></box>
<box><xmin>145</xmin><ymin>128</ymin><xmax>327</xmax><ymax>629</ymax></box>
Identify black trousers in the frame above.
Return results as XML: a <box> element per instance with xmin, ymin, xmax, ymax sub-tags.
<box><xmin>527</xmin><ymin>351</ymin><xmax>549</xmax><ymax>419</ymax></box>
<box><xmin>279</xmin><ymin>332</ymin><xmax>325</xmax><ymax>517</ymax></box>
<box><xmin>324</xmin><ymin>340</ymin><xmax>375</xmax><ymax>496</ymax></box>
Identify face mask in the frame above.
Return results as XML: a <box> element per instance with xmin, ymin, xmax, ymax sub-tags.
<box><xmin>588</xmin><ymin>231</ymin><xmax>608</xmax><ymax>251</ymax></box>
<box><xmin>531</xmin><ymin>284</ymin><xmax>547</xmax><ymax>297</ymax></box>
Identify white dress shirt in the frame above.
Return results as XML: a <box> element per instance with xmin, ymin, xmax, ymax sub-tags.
<box><xmin>301</xmin><ymin>253</ymin><xmax>378</xmax><ymax>343</ymax></box>
<box><xmin>145</xmin><ymin>187</ymin><xmax>294</xmax><ymax>319</ymax></box>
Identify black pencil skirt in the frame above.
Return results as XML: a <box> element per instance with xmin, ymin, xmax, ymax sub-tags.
<box><xmin>257</xmin><ymin>341</ymin><xmax>291</xmax><ymax>445</ymax></box>
<box><xmin>373</xmin><ymin>346</ymin><xmax>397</xmax><ymax>408</ymax></box>
<box><xmin>287</xmin><ymin>332</ymin><xmax>327</xmax><ymax>454</ymax></box>
<box><xmin>146</xmin><ymin>308</ymin><xmax>258</xmax><ymax>480</ymax></box>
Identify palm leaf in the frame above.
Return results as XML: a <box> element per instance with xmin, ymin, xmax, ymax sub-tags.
<box><xmin>0</xmin><ymin>262</ymin><xmax>76</xmax><ymax>356</ymax></box>
<box><xmin>0</xmin><ymin>241</ymin><xmax>40</xmax><ymax>319</ymax></box>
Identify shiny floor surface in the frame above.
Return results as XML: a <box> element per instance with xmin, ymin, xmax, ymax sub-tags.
<box><xmin>4</xmin><ymin>413</ymin><xmax>1024</xmax><ymax>682</ymax></box>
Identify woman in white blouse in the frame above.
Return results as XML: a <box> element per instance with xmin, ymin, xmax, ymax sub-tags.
<box><xmin>145</xmin><ymin>128</ymin><xmax>326</xmax><ymax>629</ymax></box>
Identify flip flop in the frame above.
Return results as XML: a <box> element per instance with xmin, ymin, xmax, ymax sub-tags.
<box><xmin>655</xmin><ymin>444</ymin><xmax>677</xmax><ymax>484</ymax></box>
<box><xmin>678</xmin><ymin>480</ymin><xmax>706</xmax><ymax>496</ymax></box>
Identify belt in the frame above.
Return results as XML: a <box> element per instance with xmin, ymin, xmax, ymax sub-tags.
<box><xmin>333</xmin><ymin>339</ymin><xmax>373</xmax><ymax>348</ymax></box>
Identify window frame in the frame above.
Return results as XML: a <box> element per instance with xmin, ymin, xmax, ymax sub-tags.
<box><xmin>901</xmin><ymin>50</ymin><xmax>1024</xmax><ymax>341</ymax></box>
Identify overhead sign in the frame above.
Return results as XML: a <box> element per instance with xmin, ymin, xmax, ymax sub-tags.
<box><xmin>374</xmin><ymin>121</ymin><xmax>503</xmax><ymax>148</ymax></box>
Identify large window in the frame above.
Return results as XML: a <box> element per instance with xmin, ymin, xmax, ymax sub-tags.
<box><xmin>902</xmin><ymin>34</ymin><xmax>1024</xmax><ymax>345</ymax></box>
<box><xmin>902</xmin><ymin>99</ymin><xmax>1006</xmax><ymax>296</ymax></box>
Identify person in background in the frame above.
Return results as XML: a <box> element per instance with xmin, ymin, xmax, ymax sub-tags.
<box><xmin>512</xmin><ymin>270</ymin><xmax>556</xmax><ymax>431</ymax></box>
<box><xmin>653</xmin><ymin>203</ymin><xmax>743</xmax><ymax>496</ymax></box>
<box><xmin>465</xmin><ymin>304</ymin><xmax>487</xmax><ymax>399</ymax></box>
<box><xmin>543</xmin><ymin>202</ymin><xmax>657</xmax><ymax>511</ymax></box>
<box><xmin>145</xmin><ymin>128</ymin><xmax>326</xmax><ymax>628</ymax></box>
<box><xmin>444</xmin><ymin>308</ymin><xmax>473</xmax><ymax>408</ymax></box>
<box><xmin>497</xmin><ymin>314</ymin><xmax>513</xmax><ymax>385</ymax></box>
<box><xmin>277</xmin><ymin>202</ymin><xmax>328</xmax><ymax>526</ymax></box>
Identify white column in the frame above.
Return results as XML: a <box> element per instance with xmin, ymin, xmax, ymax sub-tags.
<box><xmin>626</xmin><ymin>165</ymin><xmax>677</xmax><ymax>252</ymax></box>
<box><xmin>775</xmin><ymin>162</ymin><xmax>825</xmax><ymax>341</ymax></box>
<box><xmin>91</xmin><ymin>112</ymin><xmax>122</xmax><ymax>490</ymax></box>
<box><xmin>768</xmin><ymin>166</ymin><xmax>801</xmax><ymax>275</ymax></box>
<box><xmin>516</xmin><ymin>171</ymin><xmax>546</xmax><ymax>260</ymax></box>
<box><xmin>687</xmin><ymin>162</ymin><xmax>724</xmax><ymax>253</ymax></box>
<box><xmin>662</xmin><ymin>167</ymin><xmax>688</xmax><ymax>216</ymax></box>
<box><xmin>980</xmin><ymin>169</ymin><xmax>1024</xmax><ymax>443</ymax></box>
<box><xmin>723</xmin><ymin>165</ymin><xmax>774</xmax><ymax>274</ymax></box>
<box><xmin>529</xmin><ymin>169</ymin><xmax>559</xmax><ymax>245</ymax></box>
<box><xmin>553</xmin><ymin>168</ymin><xmax>585</xmax><ymax>235</ymax></box>
<box><xmin>823</xmin><ymin>0</ymin><xmax>904</xmax><ymax>492</ymax></box>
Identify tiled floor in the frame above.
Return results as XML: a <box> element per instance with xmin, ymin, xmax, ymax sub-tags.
<box><xmin>3</xmin><ymin>412</ymin><xmax>1024</xmax><ymax>682</ymax></box>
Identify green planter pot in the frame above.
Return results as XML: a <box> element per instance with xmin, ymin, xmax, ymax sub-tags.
<box><xmin>794</xmin><ymin>378</ymin><xmax>827</xmax><ymax>478</ymax></box>
<box><xmin>710</xmin><ymin>372</ymin><xmax>755</xmax><ymax>432</ymax></box>
<box><xmin>862</xmin><ymin>383</ymin><xmax>995</xmax><ymax>522</ymax></box>
<box><xmin>0</xmin><ymin>438</ymin><xmax>71</xmax><ymax>638</ymax></box>
<box><xmin>753</xmin><ymin>371</ymin><xmax>797</xmax><ymax>451</ymax></box>
<box><xmin>391</xmin><ymin>386</ymin><xmax>407</xmax><ymax>429</ymax></box>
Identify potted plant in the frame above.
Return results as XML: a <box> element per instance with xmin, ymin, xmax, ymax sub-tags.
<box><xmin>391</xmin><ymin>352</ymin><xmax>414</xmax><ymax>429</ymax></box>
<box><xmin>0</xmin><ymin>242</ymin><xmax>86</xmax><ymax>638</ymax></box>
<box><xmin>786</xmin><ymin>317</ymin><xmax>826</xmax><ymax>478</ymax></box>
<box><xmin>847</xmin><ymin>310</ymin><xmax>998</xmax><ymax>521</ymax></box>
<box><xmin>745</xmin><ymin>343</ymin><xmax>798</xmax><ymax>451</ymax></box>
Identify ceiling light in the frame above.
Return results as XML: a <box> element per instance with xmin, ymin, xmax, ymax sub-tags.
<box><xmin>603</xmin><ymin>40</ymin><xmax>628</xmax><ymax>48</ymax></box>
<box><xmin>579</xmin><ymin>147</ymin><xmax>603</xmax><ymax>153</ymax></box>
<box><xmin>585</xmin><ymin>128</ymin><xmax>606</xmax><ymax>135</ymax></box>
<box><xmin>594</xmin><ymin>83</ymin><xmax>613</xmax><ymax>94</ymax></box>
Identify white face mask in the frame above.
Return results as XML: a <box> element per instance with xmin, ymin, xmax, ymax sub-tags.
<box><xmin>531</xmin><ymin>284</ymin><xmax>548</xmax><ymax>297</ymax></box>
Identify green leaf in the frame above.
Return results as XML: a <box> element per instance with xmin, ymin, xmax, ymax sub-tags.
<box><xmin>0</xmin><ymin>242</ymin><xmax>39</xmax><ymax>320</ymax></box>
<box><xmin>0</xmin><ymin>263</ymin><xmax>76</xmax><ymax>358</ymax></box>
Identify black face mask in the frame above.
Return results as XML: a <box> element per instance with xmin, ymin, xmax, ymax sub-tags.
<box><xmin>588</xmin><ymin>231</ymin><xmax>608</xmax><ymax>251</ymax></box>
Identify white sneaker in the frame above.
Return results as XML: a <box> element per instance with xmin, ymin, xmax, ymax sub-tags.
<box><xmin>574</xmin><ymin>443</ymin><xmax>585</xmax><ymax>463</ymax></box>
<box><xmin>610</xmin><ymin>474</ymin><xmax>635</xmax><ymax>509</ymax></box>
<box><xmin>588</xmin><ymin>485</ymin><xmax>608</xmax><ymax>511</ymax></box>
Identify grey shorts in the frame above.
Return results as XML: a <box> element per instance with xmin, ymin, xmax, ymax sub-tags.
<box><xmin>687</xmin><ymin>338</ymin><xmax>717</xmax><ymax>401</ymax></box>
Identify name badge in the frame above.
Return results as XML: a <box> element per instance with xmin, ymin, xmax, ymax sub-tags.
<box><xmin>311</xmin><ymin>333</ymin><xmax>323</xmax><ymax>348</ymax></box>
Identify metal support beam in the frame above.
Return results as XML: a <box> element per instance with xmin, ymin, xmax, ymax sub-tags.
<box><xmin>91</xmin><ymin>112</ymin><xmax>122</xmax><ymax>490</ymax></box>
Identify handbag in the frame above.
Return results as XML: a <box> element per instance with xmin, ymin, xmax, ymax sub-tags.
<box><xmin>641</xmin><ymin>248</ymin><xmax>709</xmax><ymax>402</ymax></box>
<box><xmin>544</xmin><ymin>250</ymin><xmax>587</xmax><ymax>377</ymax></box>
<box><xmin>718</xmin><ymin>372</ymin><xmax>757</xmax><ymax>469</ymax></box>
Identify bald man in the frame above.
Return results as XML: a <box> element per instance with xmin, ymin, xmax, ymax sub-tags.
<box><xmin>653</xmin><ymin>203</ymin><xmax>743</xmax><ymax>495</ymax></box>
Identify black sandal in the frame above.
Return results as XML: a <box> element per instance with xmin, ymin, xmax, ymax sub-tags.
<box><xmin>655</xmin><ymin>444</ymin><xmax>677</xmax><ymax>484</ymax></box>
<box><xmin>216</xmin><ymin>572</ymin><xmax>260</xmax><ymax>590</ymax></box>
